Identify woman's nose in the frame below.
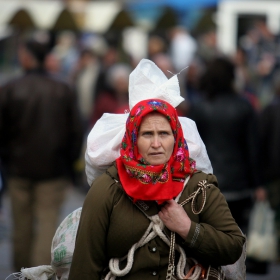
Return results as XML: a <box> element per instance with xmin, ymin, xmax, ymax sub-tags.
<box><xmin>151</xmin><ymin>136</ymin><xmax>161</xmax><ymax>148</ymax></box>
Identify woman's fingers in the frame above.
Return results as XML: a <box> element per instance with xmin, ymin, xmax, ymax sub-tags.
<box><xmin>158</xmin><ymin>199</ymin><xmax>191</xmax><ymax>239</ymax></box>
<box><xmin>158</xmin><ymin>200</ymin><xmax>191</xmax><ymax>239</ymax></box>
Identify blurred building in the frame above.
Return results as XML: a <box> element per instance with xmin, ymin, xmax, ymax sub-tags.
<box><xmin>0</xmin><ymin>0</ymin><xmax>218</xmax><ymax>77</ymax></box>
<box><xmin>217</xmin><ymin>0</ymin><xmax>280</xmax><ymax>55</ymax></box>
<box><xmin>1</xmin><ymin>0</ymin><xmax>279</xmax><ymax>81</ymax></box>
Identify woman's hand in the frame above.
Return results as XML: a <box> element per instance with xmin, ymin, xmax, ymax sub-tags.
<box><xmin>158</xmin><ymin>199</ymin><xmax>191</xmax><ymax>240</ymax></box>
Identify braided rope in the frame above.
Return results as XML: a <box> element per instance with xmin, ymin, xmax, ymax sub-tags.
<box><xmin>105</xmin><ymin>178</ymin><xmax>211</xmax><ymax>280</ymax></box>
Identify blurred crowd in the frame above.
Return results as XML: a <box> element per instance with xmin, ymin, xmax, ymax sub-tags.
<box><xmin>1</xmin><ymin>18</ymin><xmax>280</xmax><ymax>271</ymax></box>
<box><xmin>31</xmin><ymin>20</ymin><xmax>280</xmax><ymax>123</ymax></box>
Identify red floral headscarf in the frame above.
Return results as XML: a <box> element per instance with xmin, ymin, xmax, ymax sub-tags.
<box><xmin>116</xmin><ymin>99</ymin><xmax>196</xmax><ymax>203</ymax></box>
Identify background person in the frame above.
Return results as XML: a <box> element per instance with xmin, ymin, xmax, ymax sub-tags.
<box><xmin>258</xmin><ymin>72</ymin><xmax>280</xmax><ymax>260</ymax></box>
<box><xmin>188</xmin><ymin>57</ymin><xmax>260</xmax><ymax>235</ymax></box>
<box><xmin>90</xmin><ymin>63</ymin><xmax>131</xmax><ymax>126</ymax></box>
<box><xmin>0</xmin><ymin>39</ymin><xmax>84</xmax><ymax>271</ymax></box>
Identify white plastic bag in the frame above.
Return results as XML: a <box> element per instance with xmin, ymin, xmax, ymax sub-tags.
<box><xmin>51</xmin><ymin>207</ymin><xmax>82</xmax><ymax>279</ymax></box>
<box><xmin>247</xmin><ymin>201</ymin><xmax>277</xmax><ymax>262</ymax></box>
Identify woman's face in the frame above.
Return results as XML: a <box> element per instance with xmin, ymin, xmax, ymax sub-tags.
<box><xmin>137</xmin><ymin>112</ymin><xmax>174</xmax><ymax>165</ymax></box>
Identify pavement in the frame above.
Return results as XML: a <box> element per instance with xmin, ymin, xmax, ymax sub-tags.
<box><xmin>0</xmin><ymin>186</ymin><xmax>280</xmax><ymax>279</ymax></box>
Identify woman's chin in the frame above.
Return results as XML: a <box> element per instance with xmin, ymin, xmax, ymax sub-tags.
<box><xmin>148</xmin><ymin>157</ymin><xmax>166</xmax><ymax>166</ymax></box>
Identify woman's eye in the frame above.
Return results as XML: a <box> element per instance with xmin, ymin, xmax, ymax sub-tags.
<box><xmin>142</xmin><ymin>132</ymin><xmax>152</xmax><ymax>136</ymax></box>
<box><xmin>160</xmin><ymin>131</ymin><xmax>169</xmax><ymax>136</ymax></box>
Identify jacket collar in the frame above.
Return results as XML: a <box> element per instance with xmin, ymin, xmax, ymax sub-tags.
<box><xmin>107</xmin><ymin>163</ymin><xmax>160</xmax><ymax>217</ymax></box>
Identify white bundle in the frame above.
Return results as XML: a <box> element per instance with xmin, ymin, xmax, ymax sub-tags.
<box><xmin>128</xmin><ymin>59</ymin><xmax>184</xmax><ymax>109</ymax></box>
<box><xmin>5</xmin><ymin>265</ymin><xmax>55</xmax><ymax>280</ymax></box>
<box><xmin>51</xmin><ymin>207</ymin><xmax>82</xmax><ymax>280</ymax></box>
<box><xmin>85</xmin><ymin>115</ymin><xmax>212</xmax><ymax>186</ymax></box>
<box><xmin>85</xmin><ymin>59</ymin><xmax>212</xmax><ymax>186</ymax></box>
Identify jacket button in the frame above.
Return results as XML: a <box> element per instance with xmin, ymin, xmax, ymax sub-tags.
<box><xmin>150</xmin><ymin>247</ymin><xmax>157</xmax><ymax>253</ymax></box>
<box><xmin>152</xmin><ymin>271</ymin><xmax>157</xmax><ymax>276</ymax></box>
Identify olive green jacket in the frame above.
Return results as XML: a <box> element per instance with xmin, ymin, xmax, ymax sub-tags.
<box><xmin>69</xmin><ymin>164</ymin><xmax>245</xmax><ymax>280</ymax></box>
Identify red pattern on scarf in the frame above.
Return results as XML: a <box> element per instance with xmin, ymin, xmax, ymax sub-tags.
<box><xmin>116</xmin><ymin>99</ymin><xmax>196</xmax><ymax>203</ymax></box>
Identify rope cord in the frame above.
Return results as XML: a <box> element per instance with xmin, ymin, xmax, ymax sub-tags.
<box><xmin>105</xmin><ymin>178</ymin><xmax>212</xmax><ymax>280</ymax></box>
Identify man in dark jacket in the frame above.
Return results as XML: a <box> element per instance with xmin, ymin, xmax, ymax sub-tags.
<box><xmin>188</xmin><ymin>57</ymin><xmax>260</xmax><ymax>234</ymax></box>
<box><xmin>259</xmin><ymin>75</ymin><xmax>280</xmax><ymax>259</ymax></box>
<box><xmin>0</xmin><ymin>39</ymin><xmax>84</xmax><ymax>271</ymax></box>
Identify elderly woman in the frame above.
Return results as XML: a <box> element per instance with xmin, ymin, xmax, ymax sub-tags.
<box><xmin>68</xmin><ymin>96</ymin><xmax>245</xmax><ymax>279</ymax></box>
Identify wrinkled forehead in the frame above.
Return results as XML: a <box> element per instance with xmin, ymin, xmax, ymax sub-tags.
<box><xmin>126</xmin><ymin>99</ymin><xmax>179</xmax><ymax>133</ymax></box>
<box><xmin>139</xmin><ymin>111</ymin><xmax>171</xmax><ymax>129</ymax></box>
<box><xmin>141</xmin><ymin>111</ymin><xmax>168</xmax><ymax>119</ymax></box>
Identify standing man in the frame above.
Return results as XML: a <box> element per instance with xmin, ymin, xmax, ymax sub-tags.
<box><xmin>188</xmin><ymin>57</ymin><xmax>260</xmax><ymax>235</ymax></box>
<box><xmin>0</xmin><ymin>39</ymin><xmax>84</xmax><ymax>270</ymax></box>
<box><xmin>259</xmin><ymin>74</ymin><xmax>280</xmax><ymax>260</ymax></box>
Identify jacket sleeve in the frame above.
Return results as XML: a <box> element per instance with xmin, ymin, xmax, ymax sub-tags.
<box><xmin>0</xmin><ymin>83</ymin><xmax>12</xmax><ymax>161</ymax></box>
<box><xmin>180</xmin><ymin>174</ymin><xmax>246</xmax><ymax>266</ymax></box>
<box><xmin>65</xmin><ymin>85</ymin><xmax>84</xmax><ymax>163</ymax></box>
<box><xmin>244</xmin><ymin>103</ymin><xmax>261</xmax><ymax>188</ymax></box>
<box><xmin>68</xmin><ymin>174</ymin><xmax>123</xmax><ymax>280</ymax></box>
